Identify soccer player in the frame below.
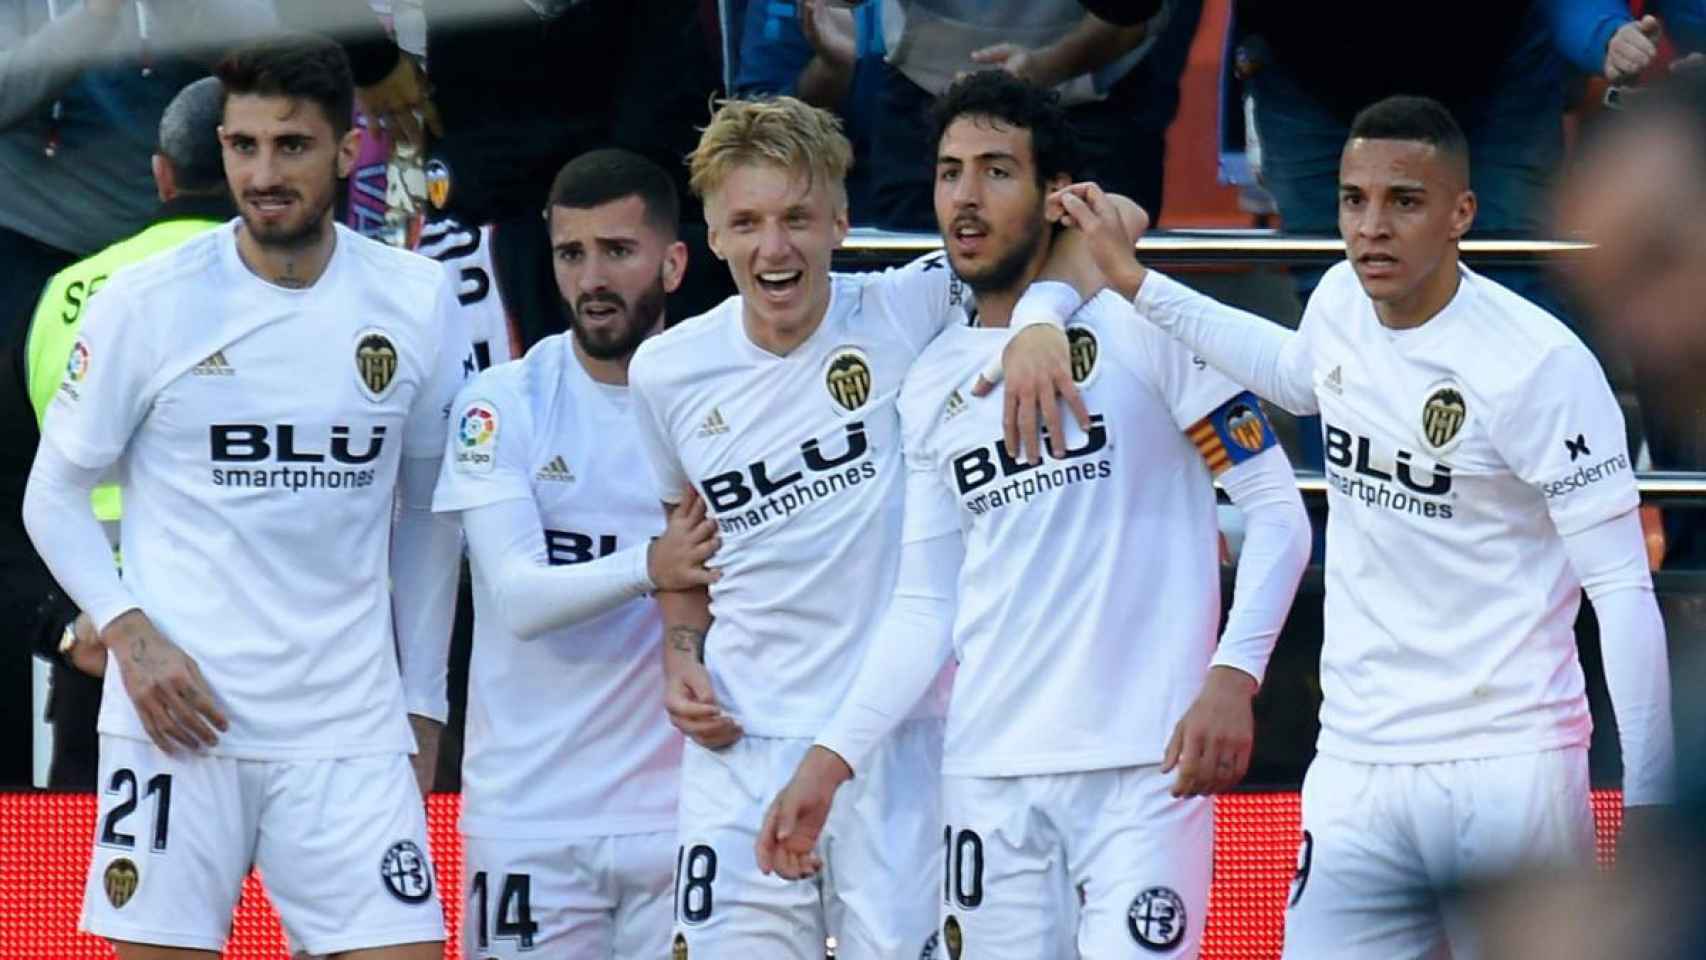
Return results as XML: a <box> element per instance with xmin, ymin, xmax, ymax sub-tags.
<box><xmin>755</xmin><ymin>69</ymin><xmax>1313</xmax><ymax>959</ymax></box>
<box><xmin>431</xmin><ymin>148</ymin><xmax>717</xmax><ymax>958</ymax></box>
<box><xmin>627</xmin><ymin>94</ymin><xmax>1121</xmax><ymax>958</ymax></box>
<box><xmin>22</xmin><ymin>35</ymin><xmax>468</xmax><ymax>959</ymax></box>
<box><xmin>1059</xmin><ymin>95</ymin><xmax>1676</xmax><ymax>958</ymax></box>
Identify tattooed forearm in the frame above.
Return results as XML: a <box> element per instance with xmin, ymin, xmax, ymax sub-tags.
<box><xmin>666</xmin><ymin>625</ymin><xmax>706</xmax><ymax>662</ymax></box>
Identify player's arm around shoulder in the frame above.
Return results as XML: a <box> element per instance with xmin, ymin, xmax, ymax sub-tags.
<box><xmin>969</xmin><ymin>188</ymin><xmax>1151</xmax><ymax>463</ymax></box>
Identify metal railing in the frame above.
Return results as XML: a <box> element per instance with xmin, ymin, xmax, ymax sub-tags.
<box><xmin>836</xmin><ymin>226</ymin><xmax>1595</xmax><ymax>268</ymax></box>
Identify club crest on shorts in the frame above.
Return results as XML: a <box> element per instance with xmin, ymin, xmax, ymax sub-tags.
<box><xmin>942</xmin><ymin>915</ymin><xmax>963</xmax><ymax>960</ymax></box>
<box><xmin>1420</xmin><ymin>382</ymin><xmax>1469</xmax><ymax>455</ymax></box>
<box><xmin>1127</xmin><ymin>886</ymin><xmax>1186</xmax><ymax>951</ymax></box>
<box><xmin>825</xmin><ymin>346</ymin><xmax>873</xmax><ymax>413</ymax></box>
<box><xmin>378</xmin><ymin>839</ymin><xmax>433</xmax><ymax>904</ymax></box>
<box><xmin>425</xmin><ymin>159</ymin><xmax>452</xmax><ymax>210</ymax></box>
<box><xmin>1067</xmin><ymin>324</ymin><xmax>1100</xmax><ymax>385</ymax></box>
<box><xmin>103</xmin><ymin>857</ymin><xmax>139</xmax><ymax>909</ymax></box>
<box><xmin>354</xmin><ymin>329</ymin><xmax>401</xmax><ymax>402</ymax></box>
<box><xmin>1226</xmin><ymin>401</ymin><xmax>1267</xmax><ymax>453</ymax></box>
<box><xmin>672</xmin><ymin>933</ymin><xmax>689</xmax><ymax>960</ymax></box>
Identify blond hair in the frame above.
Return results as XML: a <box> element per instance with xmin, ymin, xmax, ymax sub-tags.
<box><xmin>688</xmin><ymin>96</ymin><xmax>853</xmax><ymax>204</ymax></box>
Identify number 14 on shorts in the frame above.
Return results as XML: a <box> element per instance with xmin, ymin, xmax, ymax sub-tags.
<box><xmin>471</xmin><ymin>871</ymin><xmax>540</xmax><ymax>950</ymax></box>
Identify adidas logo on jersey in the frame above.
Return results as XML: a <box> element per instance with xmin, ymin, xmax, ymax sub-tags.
<box><xmin>944</xmin><ymin>389</ymin><xmax>968</xmax><ymax>422</ymax></box>
<box><xmin>192</xmin><ymin>350</ymin><xmax>235</xmax><ymax>376</ymax></box>
<box><xmin>1325</xmin><ymin>365</ymin><xmax>1343</xmax><ymax>394</ymax></box>
<box><xmin>697</xmin><ymin>407</ymin><xmax>730</xmax><ymax>437</ymax></box>
<box><xmin>536</xmin><ymin>455</ymin><xmax>575</xmax><ymax>483</ymax></box>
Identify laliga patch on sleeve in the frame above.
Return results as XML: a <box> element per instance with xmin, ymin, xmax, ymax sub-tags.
<box><xmin>1188</xmin><ymin>391</ymin><xmax>1276</xmax><ymax>475</ymax></box>
<box><xmin>59</xmin><ymin>337</ymin><xmax>92</xmax><ymax>402</ymax></box>
<box><xmin>453</xmin><ymin>399</ymin><xmax>500</xmax><ymax>474</ymax></box>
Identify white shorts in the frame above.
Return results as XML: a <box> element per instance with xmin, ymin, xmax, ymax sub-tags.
<box><xmin>940</xmin><ymin>765</ymin><xmax>1212</xmax><ymax>959</ymax></box>
<box><xmin>671</xmin><ymin>720</ymin><xmax>942</xmax><ymax>960</ymax></box>
<box><xmin>1282</xmin><ymin>747</ymin><xmax>1594</xmax><ymax>960</ymax></box>
<box><xmin>80</xmin><ymin>735</ymin><xmax>444</xmax><ymax>955</ymax></box>
<box><xmin>462</xmin><ymin>830</ymin><xmax>674</xmax><ymax>959</ymax></box>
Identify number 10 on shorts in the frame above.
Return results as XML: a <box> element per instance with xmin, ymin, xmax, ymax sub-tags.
<box><xmin>943</xmin><ymin>826</ymin><xmax>983</xmax><ymax>909</ymax></box>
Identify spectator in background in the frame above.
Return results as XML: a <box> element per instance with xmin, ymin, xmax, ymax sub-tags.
<box><xmin>869</xmin><ymin>0</ymin><xmax>1198</xmax><ymax>231</ymax></box>
<box><xmin>1235</xmin><ymin>0</ymin><xmax>1566</xmax><ymax>314</ymax></box>
<box><xmin>6</xmin><ymin>75</ymin><xmax>236</xmax><ymax>790</ymax></box>
<box><xmin>1547</xmin><ymin>1</ymin><xmax>1706</xmax><ymax>82</ymax></box>
<box><xmin>0</xmin><ymin>0</ymin><xmax>272</xmax><ymax>788</ymax></box>
<box><xmin>1559</xmin><ymin>68</ymin><xmax>1706</xmax><ymax>577</ymax></box>
<box><xmin>734</xmin><ymin>0</ymin><xmax>887</xmax><ymax>222</ymax></box>
<box><xmin>285</xmin><ymin>0</ymin><xmax>730</xmax><ymax>354</ymax></box>
<box><xmin>1481</xmin><ymin>74</ymin><xmax>1706</xmax><ymax>960</ymax></box>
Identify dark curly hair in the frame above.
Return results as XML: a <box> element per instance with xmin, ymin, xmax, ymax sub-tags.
<box><xmin>928</xmin><ymin>69</ymin><xmax>1082</xmax><ymax>186</ymax></box>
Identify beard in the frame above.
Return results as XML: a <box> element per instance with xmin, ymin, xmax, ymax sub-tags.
<box><xmin>239</xmin><ymin>187</ymin><xmax>336</xmax><ymax>252</ymax></box>
<box><xmin>570</xmin><ymin>275</ymin><xmax>667</xmax><ymax>361</ymax></box>
<box><xmin>951</xmin><ymin>210</ymin><xmax>1048</xmax><ymax>298</ymax></box>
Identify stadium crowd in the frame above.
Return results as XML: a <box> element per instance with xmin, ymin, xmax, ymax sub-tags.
<box><xmin>2</xmin><ymin>0</ymin><xmax>1705</xmax><ymax>958</ymax></box>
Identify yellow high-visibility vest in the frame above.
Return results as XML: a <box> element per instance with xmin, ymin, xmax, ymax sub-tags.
<box><xmin>26</xmin><ymin>217</ymin><xmax>223</xmax><ymax>521</ymax></box>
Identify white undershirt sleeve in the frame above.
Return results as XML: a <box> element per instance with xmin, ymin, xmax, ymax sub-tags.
<box><xmin>22</xmin><ymin>443</ymin><xmax>137</xmax><ymax>631</ymax></box>
<box><xmin>392</xmin><ymin>454</ymin><xmax>463</xmax><ymax>723</ymax></box>
<box><xmin>1134</xmin><ymin>270</ymin><xmax>1320</xmax><ymax>416</ymax></box>
<box><xmin>459</xmin><ymin>497</ymin><xmax>654</xmax><ymax>640</ymax></box>
<box><xmin>1211</xmin><ymin>446</ymin><xmax>1312</xmax><ymax>685</ymax></box>
<box><xmin>813</xmin><ymin>530</ymin><xmax>961</xmax><ymax>774</ymax></box>
<box><xmin>1562</xmin><ymin>508</ymin><xmax>1675</xmax><ymax>807</ymax></box>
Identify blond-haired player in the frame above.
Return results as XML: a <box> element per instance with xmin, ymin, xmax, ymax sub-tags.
<box><xmin>628</xmin><ymin>95</ymin><xmax>1120</xmax><ymax>957</ymax></box>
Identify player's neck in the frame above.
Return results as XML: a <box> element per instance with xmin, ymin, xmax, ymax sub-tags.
<box><xmin>235</xmin><ymin>217</ymin><xmax>337</xmax><ymax>290</ymax></box>
<box><xmin>742</xmin><ymin>281</ymin><xmax>831</xmax><ymax>355</ymax></box>
<box><xmin>1375</xmin><ymin>258</ymin><xmax>1463</xmax><ymax>331</ymax></box>
<box><xmin>972</xmin><ymin>286</ymin><xmax>1023</xmax><ymax>328</ymax></box>
<box><xmin>570</xmin><ymin>322</ymin><xmax>660</xmax><ymax>387</ymax></box>
<box><xmin>967</xmin><ymin>236</ymin><xmax>1051</xmax><ymax>328</ymax></box>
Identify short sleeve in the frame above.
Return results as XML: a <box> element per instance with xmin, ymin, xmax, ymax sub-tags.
<box><xmin>863</xmin><ymin>252</ymin><xmax>964</xmax><ymax>356</ymax></box>
<box><xmin>1493</xmin><ymin>344</ymin><xmax>1640</xmax><ymax>536</ymax></box>
<box><xmin>629</xmin><ymin>355</ymin><xmax>691</xmax><ymax>505</ymax></box>
<box><xmin>432</xmin><ymin>375</ymin><xmax>535</xmax><ymax>513</ymax></box>
<box><xmin>403</xmin><ymin>275</ymin><xmax>474</xmax><ymax>458</ymax></box>
<box><xmin>41</xmin><ymin>283</ymin><xmax>155</xmax><ymax>470</ymax></box>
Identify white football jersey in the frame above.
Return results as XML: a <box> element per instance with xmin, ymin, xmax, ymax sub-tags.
<box><xmin>415</xmin><ymin>216</ymin><xmax>519</xmax><ymax>372</ymax></box>
<box><xmin>433</xmin><ymin>334</ymin><xmax>681</xmax><ymax>838</ymax></box>
<box><xmin>43</xmin><ymin>220</ymin><xmax>468</xmax><ymax>759</ymax></box>
<box><xmin>1299</xmin><ymin>262</ymin><xmax>1638</xmax><ymax>762</ymax></box>
<box><xmin>628</xmin><ymin>255</ymin><xmax>963</xmax><ymax>737</ymax></box>
<box><xmin>900</xmin><ymin>292</ymin><xmax>1249</xmax><ymax>776</ymax></box>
